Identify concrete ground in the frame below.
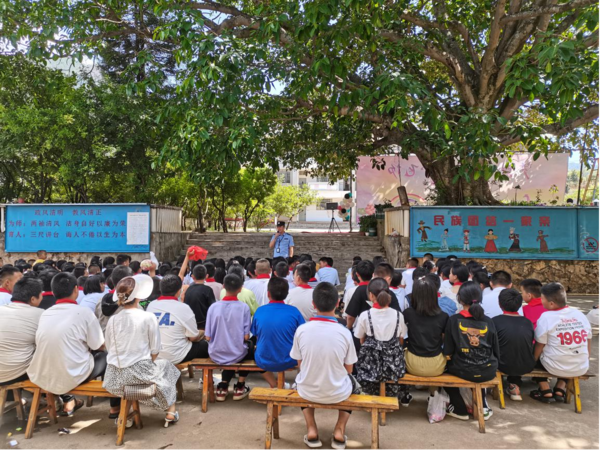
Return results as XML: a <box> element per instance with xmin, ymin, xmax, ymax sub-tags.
<box><xmin>2</xmin><ymin>296</ymin><xmax>598</xmax><ymax>450</ymax></box>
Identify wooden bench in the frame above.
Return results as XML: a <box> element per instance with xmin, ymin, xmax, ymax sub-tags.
<box><xmin>175</xmin><ymin>358</ymin><xmax>286</xmax><ymax>413</ymax></box>
<box><xmin>250</xmin><ymin>387</ymin><xmax>399</xmax><ymax>449</ymax></box>
<box><xmin>0</xmin><ymin>383</ymin><xmax>26</xmax><ymax>424</ymax></box>
<box><xmin>498</xmin><ymin>370</ymin><xmax>595</xmax><ymax>413</ymax></box>
<box><xmin>9</xmin><ymin>380</ymin><xmax>141</xmax><ymax>446</ymax></box>
<box><xmin>380</xmin><ymin>372</ymin><xmax>504</xmax><ymax>433</ymax></box>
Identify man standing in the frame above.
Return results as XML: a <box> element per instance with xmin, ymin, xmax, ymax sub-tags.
<box><xmin>269</xmin><ymin>221</ymin><xmax>294</xmax><ymax>259</ymax></box>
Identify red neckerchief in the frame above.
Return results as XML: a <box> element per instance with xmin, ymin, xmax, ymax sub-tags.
<box><xmin>309</xmin><ymin>278</ymin><xmax>317</xmax><ymax>282</ymax></box>
<box><xmin>502</xmin><ymin>311</ymin><xmax>520</xmax><ymax>316</ymax></box>
<box><xmin>438</xmin><ymin>293</ymin><xmax>442</xmax><ymax>298</ymax></box>
<box><xmin>256</xmin><ymin>274</ymin><xmax>270</xmax><ymax>280</ymax></box>
<box><xmin>528</xmin><ymin>298</ymin><xmax>542</xmax><ymax>307</ymax></box>
<box><xmin>157</xmin><ymin>296</ymin><xmax>178</xmax><ymax>301</ymax></box>
<box><xmin>372</xmin><ymin>303</ymin><xmax>383</xmax><ymax>309</ymax></box>
<box><xmin>459</xmin><ymin>310</ymin><xmax>473</xmax><ymax>318</ymax></box>
<box><xmin>222</xmin><ymin>296</ymin><xmax>239</xmax><ymax>301</ymax></box>
<box><xmin>206</xmin><ymin>278</ymin><xmax>216</xmax><ymax>283</ymax></box>
<box><xmin>11</xmin><ymin>301</ymin><xmax>27</xmax><ymax>305</ymax></box>
<box><xmin>297</xmin><ymin>284</ymin><xmax>312</xmax><ymax>289</ymax></box>
<box><xmin>453</xmin><ymin>282</ymin><xmax>463</xmax><ymax>287</ymax></box>
<box><xmin>358</xmin><ymin>281</ymin><xmax>369</xmax><ymax>286</ymax></box>
<box><xmin>41</xmin><ymin>291</ymin><xmax>53</xmax><ymax>297</ymax></box>
<box><xmin>309</xmin><ymin>315</ymin><xmax>338</xmax><ymax>323</ymax></box>
<box><xmin>554</xmin><ymin>306</ymin><xmax>569</xmax><ymax>311</ymax></box>
<box><xmin>109</xmin><ymin>290</ymin><xmax>115</xmax><ymax>294</ymax></box>
<box><xmin>269</xmin><ymin>300</ymin><xmax>285</xmax><ymax>304</ymax></box>
<box><xmin>390</xmin><ymin>286</ymin><xmax>399</xmax><ymax>290</ymax></box>
<box><xmin>56</xmin><ymin>298</ymin><xmax>78</xmax><ymax>305</ymax></box>
<box><xmin>0</xmin><ymin>288</ymin><xmax>10</xmax><ymax>294</ymax></box>
<box><xmin>78</xmin><ymin>287</ymin><xmax>84</xmax><ymax>291</ymax></box>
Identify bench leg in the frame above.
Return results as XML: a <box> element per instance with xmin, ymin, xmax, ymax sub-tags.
<box><xmin>46</xmin><ymin>393</ymin><xmax>58</xmax><ymax>424</ymax></box>
<box><xmin>176</xmin><ymin>375</ymin><xmax>184</xmax><ymax>402</ymax></box>
<box><xmin>474</xmin><ymin>386</ymin><xmax>485</xmax><ymax>433</ymax></box>
<box><xmin>265</xmin><ymin>402</ymin><xmax>274</xmax><ymax>449</ymax></box>
<box><xmin>188</xmin><ymin>365</ymin><xmax>195</xmax><ymax>379</ymax></box>
<box><xmin>86</xmin><ymin>396</ymin><xmax>94</xmax><ymax>407</ymax></box>
<box><xmin>379</xmin><ymin>382</ymin><xmax>386</xmax><ymax>426</ymax></box>
<box><xmin>496</xmin><ymin>373</ymin><xmax>505</xmax><ymax>409</ymax></box>
<box><xmin>202</xmin><ymin>370</ymin><xmax>210</xmax><ymax>413</ymax></box>
<box><xmin>572</xmin><ymin>377</ymin><xmax>582</xmax><ymax>414</ymax></box>
<box><xmin>371</xmin><ymin>408</ymin><xmax>379</xmax><ymax>449</ymax></box>
<box><xmin>565</xmin><ymin>379</ymin><xmax>573</xmax><ymax>404</ymax></box>
<box><xmin>116</xmin><ymin>399</ymin><xmax>130</xmax><ymax>446</ymax></box>
<box><xmin>0</xmin><ymin>387</ymin><xmax>7</xmax><ymax>425</ymax></box>
<box><xmin>276</xmin><ymin>372</ymin><xmax>284</xmax><ymax>416</ymax></box>
<box><xmin>208</xmin><ymin>370</ymin><xmax>215</xmax><ymax>404</ymax></box>
<box><xmin>131</xmin><ymin>401</ymin><xmax>143</xmax><ymax>429</ymax></box>
<box><xmin>272</xmin><ymin>401</ymin><xmax>280</xmax><ymax>440</ymax></box>
<box><xmin>25</xmin><ymin>388</ymin><xmax>42</xmax><ymax>439</ymax></box>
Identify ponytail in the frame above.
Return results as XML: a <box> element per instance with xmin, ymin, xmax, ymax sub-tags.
<box><xmin>367</xmin><ymin>278</ymin><xmax>390</xmax><ymax>307</ymax></box>
<box><xmin>115</xmin><ymin>277</ymin><xmax>136</xmax><ymax>306</ymax></box>
<box><xmin>457</xmin><ymin>281</ymin><xmax>484</xmax><ymax>320</ymax></box>
<box><xmin>376</xmin><ymin>290</ymin><xmax>391</xmax><ymax>308</ymax></box>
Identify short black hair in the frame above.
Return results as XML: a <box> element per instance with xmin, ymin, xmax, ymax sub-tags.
<box><xmin>62</xmin><ymin>262</ymin><xmax>75</xmax><ymax>273</ymax></box>
<box><xmin>193</xmin><ymin>264</ymin><xmax>207</xmax><ymax>281</ymax></box>
<box><xmin>412</xmin><ymin>266</ymin><xmax>429</xmax><ymax>281</ymax></box>
<box><xmin>268</xmin><ymin>276</ymin><xmax>289</xmax><ymax>301</ymax></box>
<box><xmin>204</xmin><ymin>262</ymin><xmax>216</xmax><ymax>278</ymax></box>
<box><xmin>374</xmin><ymin>263</ymin><xmax>394</xmax><ymax>279</ymax></box>
<box><xmin>77</xmin><ymin>276</ymin><xmax>88</xmax><ymax>287</ymax></box>
<box><xmin>425</xmin><ymin>273</ymin><xmax>441</xmax><ymax>291</ymax></box>
<box><xmin>39</xmin><ymin>269</ymin><xmax>58</xmax><ymax>291</ymax></box>
<box><xmin>294</xmin><ymin>264</ymin><xmax>312</xmax><ymax>283</ymax></box>
<box><xmin>0</xmin><ymin>266</ymin><xmax>20</xmax><ymax>284</ymax></box>
<box><xmin>111</xmin><ymin>265</ymin><xmax>134</xmax><ymax>288</ymax></box>
<box><xmin>299</xmin><ymin>254</ymin><xmax>313</xmax><ymax>263</ymax></box>
<box><xmin>116</xmin><ymin>254</ymin><xmax>131</xmax><ymax>265</ymax></box>
<box><xmin>56</xmin><ymin>260</ymin><xmax>67</xmax><ymax>270</ymax></box>
<box><xmin>541</xmin><ymin>282</ymin><xmax>567</xmax><ymax>307</ymax></box>
<box><xmin>441</xmin><ymin>264</ymin><xmax>451</xmax><ymax>278</ymax></box>
<box><xmin>158</xmin><ymin>264</ymin><xmax>171</xmax><ymax>277</ymax></box>
<box><xmin>12</xmin><ymin>277</ymin><xmax>43</xmax><ymax>304</ymax></box>
<box><xmin>352</xmin><ymin>256</ymin><xmax>362</xmax><ymax>263</ymax></box>
<box><xmin>356</xmin><ymin>260</ymin><xmax>375</xmax><ymax>282</ymax></box>
<box><xmin>491</xmin><ymin>270</ymin><xmax>512</xmax><ymax>287</ymax></box>
<box><xmin>520</xmin><ymin>278</ymin><xmax>542</xmax><ymax>298</ymax></box>
<box><xmin>223</xmin><ymin>274</ymin><xmax>243</xmax><ymax>292</ymax></box>
<box><xmin>391</xmin><ymin>270</ymin><xmax>403</xmax><ymax>288</ymax></box>
<box><xmin>73</xmin><ymin>266</ymin><xmax>86</xmax><ymax>279</ymax></box>
<box><xmin>451</xmin><ymin>265</ymin><xmax>470</xmax><ymax>283</ymax></box>
<box><xmin>130</xmin><ymin>261</ymin><xmax>141</xmax><ymax>274</ymax></box>
<box><xmin>423</xmin><ymin>260</ymin><xmax>435</xmax><ymax>272</ymax></box>
<box><xmin>83</xmin><ymin>275</ymin><xmax>104</xmax><ymax>295</ymax></box>
<box><xmin>160</xmin><ymin>274</ymin><xmax>182</xmax><ymax>297</ymax></box>
<box><xmin>498</xmin><ymin>288</ymin><xmax>523</xmax><ymax>312</ymax></box>
<box><xmin>227</xmin><ymin>263</ymin><xmax>246</xmax><ymax>281</ymax></box>
<box><xmin>214</xmin><ymin>268</ymin><xmax>226</xmax><ymax>284</ymax></box>
<box><xmin>275</xmin><ymin>261</ymin><xmax>289</xmax><ymax>278</ymax></box>
<box><xmin>51</xmin><ymin>272</ymin><xmax>78</xmax><ymax>299</ymax></box>
<box><xmin>472</xmin><ymin>271</ymin><xmax>491</xmax><ymax>289</ymax></box>
<box><xmin>407</xmin><ymin>258</ymin><xmax>419</xmax><ymax>268</ymax></box>
<box><xmin>287</xmin><ymin>256</ymin><xmax>300</xmax><ymax>265</ymax></box>
<box><xmin>423</xmin><ymin>253</ymin><xmax>434</xmax><ymax>260</ymax></box>
<box><xmin>312</xmin><ymin>282</ymin><xmax>338</xmax><ymax>312</ymax></box>
<box><xmin>214</xmin><ymin>258</ymin><xmax>226</xmax><ymax>269</ymax></box>
<box><xmin>103</xmin><ymin>256</ymin><xmax>115</xmax><ymax>267</ymax></box>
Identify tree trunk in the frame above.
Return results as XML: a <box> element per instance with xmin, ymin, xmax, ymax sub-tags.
<box><xmin>416</xmin><ymin>154</ymin><xmax>499</xmax><ymax>205</ymax></box>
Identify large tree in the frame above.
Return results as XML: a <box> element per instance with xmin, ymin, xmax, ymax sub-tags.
<box><xmin>3</xmin><ymin>0</ymin><xmax>598</xmax><ymax>204</ymax></box>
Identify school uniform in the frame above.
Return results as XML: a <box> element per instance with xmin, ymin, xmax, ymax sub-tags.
<box><xmin>345</xmin><ymin>268</ymin><xmax>355</xmax><ymax>292</ymax></box>
<box><xmin>205</xmin><ymin>297</ymin><xmax>251</xmax><ymax>366</ymax></box>
<box><xmin>244</xmin><ymin>276</ymin><xmax>270</xmax><ymax>307</ymax></box>
<box><xmin>345</xmin><ymin>283</ymin><xmax>402</xmax><ymax>321</ymax></box>
<box><xmin>438</xmin><ymin>294</ymin><xmax>457</xmax><ymax>317</ymax></box>
<box><xmin>205</xmin><ymin>279</ymin><xmax>223</xmax><ymax>301</ymax></box>
<box><xmin>482</xmin><ymin>287</ymin><xmax>523</xmax><ymax>318</ymax></box>
<box><xmin>493</xmin><ymin>314</ymin><xmax>535</xmax><ymax>386</ymax></box>
<box><xmin>76</xmin><ymin>287</ymin><xmax>85</xmax><ymax>304</ymax></box>
<box><xmin>285</xmin><ymin>285</ymin><xmax>315</xmax><ymax>321</ymax></box>
<box><xmin>401</xmin><ymin>268</ymin><xmax>416</xmax><ymax>295</ymax></box>
<box><xmin>79</xmin><ymin>292</ymin><xmax>104</xmax><ymax>313</ymax></box>
<box><xmin>184</xmin><ymin>283</ymin><xmax>216</xmax><ymax>329</ymax></box>
<box><xmin>403</xmin><ymin>308</ymin><xmax>448</xmax><ymax>376</ymax></box>
<box><xmin>220</xmin><ymin>287</ymin><xmax>259</xmax><ymax>316</ymax></box>
<box><xmin>307</xmin><ymin>277</ymin><xmax>319</xmax><ymax>289</ymax></box>
<box><xmin>522</xmin><ymin>298</ymin><xmax>547</xmax><ymax>329</ymax></box>
<box><xmin>39</xmin><ymin>292</ymin><xmax>57</xmax><ymax>310</ymax></box>
<box><xmin>316</xmin><ymin>267</ymin><xmax>340</xmax><ymax>286</ymax></box>
<box><xmin>390</xmin><ymin>287</ymin><xmax>406</xmax><ymax>312</ymax></box>
<box><xmin>342</xmin><ymin>285</ymin><xmax>359</xmax><ymax>318</ymax></box>
<box><xmin>0</xmin><ymin>289</ymin><xmax>12</xmax><ymax>306</ymax></box>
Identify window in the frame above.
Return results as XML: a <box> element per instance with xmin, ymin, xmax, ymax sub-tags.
<box><xmin>317</xmin><ymin>198</ymin><xmax>332</xmax><ymax>210</ymax></box>
<box><xmin>277</xmin><ymin>171</ymin><xmax>291</xmax><ymax>184</ymax></box>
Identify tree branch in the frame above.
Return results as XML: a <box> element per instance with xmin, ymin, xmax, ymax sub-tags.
<box><xmin>500</xmin><ymin>0</ymin><xmax>596</xmax><ymax>23</ymax></box>
<box><xmin>479</xmin><ymin>0</ymin><xmax>508</xmax><ymax>102</ymax></box>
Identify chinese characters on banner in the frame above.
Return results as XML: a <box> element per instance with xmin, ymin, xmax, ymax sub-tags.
<box><xmin>5</xmin><ymin>204</ymin><xmax>151</xmax><ymax>252</ymax></box>
<box><xmin>409</xmin><ymin>207</ymin><xmax>598</xmax><ymax>260</ymax></box>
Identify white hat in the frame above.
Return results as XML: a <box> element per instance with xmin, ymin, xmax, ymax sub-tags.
<box><xmin>113</xmin><ymin>274</ymin><xmax>154</xmax><ymax>303</ymax></box>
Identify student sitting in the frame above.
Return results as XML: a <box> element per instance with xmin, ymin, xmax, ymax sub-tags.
<box><xmin>79</xmin><ymin>275</ymin><xmax>106</xmax><ymax>313</ymax></box>
<box><xmin>316</xmin><ymin>257</ymin><xmax>340</xmax><ymax>286</ymax></box>
<box><xmin>251</xmin><ymin>277</ymin><xmax>304</xmax><ymax>387</ymax></box>
<box><xmin>400</xmin><ymin>258</ymin><xmax>418</xmax><ymax>295</ymax></box>
<box><xmin>147</xmin><ymin>275</ymin><xmax>207</xmax><ymax>364</ymax></box>
<box><xmin>403</xmin><ymin>277</ymin><xmax>449</xmax><ymax>378</ymax></box>
<box><xmin>425</xmin><ymin>274</ymin><xmax>456</xmax><ymax>317</ymax></box>
<box><xmin>97</xmin><ymin>265</ymin><xmax>134</xmax><ymax>333</ymax></box>
<box><xmin>354</xmin><ymin>278</ymin><xmax>407</xmax><ymax>398</ymax></box>
<box><xmin>531</xmin><ymin>283</ymin><xmax>592</xmax><ymax>403</ymax></box>
<box><xmin>38</xmin><ymin>269</ymin><xmax>58</xmax><ymax>309</ymax></box>
<box><xmin>0</xmin><ymin>266</ymin><xmax>23</xmax><ymax>306</ymax></box>
<box><xmin>305</xmin><ymin>260</ymin><xmax>319</xmax><ymax>288</ymax></box>
<box><xmin>183</xmin><ymin>264</ymin><xmax>216</xmax><ymax>332</ymax></box>
<box><xmin>286</xmin><ymin>256</ymin><xmax>300</xmax><ymax>288</ymax></box>
<box><xmin>341</xmin><ymin>268</ymin><xmax>359</xmax><ymax>318</ymax></box>
<box><xmin>221</xmin><ymin>264</ymin><xmax>259</xmax><ymax>316</ymax></box>
<box><xmin>201</xmin><ymin>262</ymin><xmax>222</xmax><ymax>301</ymax></box>
<box><xmin>0</xmin><ymin>278</ymin><xmax>44</xmax><ymax>386</ymax></box>
<box><xmin>205</xmin><ymin>274</ymin><xmax>252</xmax><ymax>401</ymax></box>
<box><xmin>389</xmin><ymin>270</ymin><xmax>406</xmax><ymax>311</ymax></box>
<box><xmin>492</xmin><ymin>289</ymin><xmax>535</xmax><ymax>401</ymax></box>
<box><xmin>482</xmin><ymin>270</ymin><xmax>523</xmax><ymax>318</ymax></box>
<box><xmin>444</xmin><ymin>282</ymin><xmax>499</xmax><ymax>421</ymax></box>
<box><xmin>290</xmin><ymin>282</ymin><xmax>358</xmax><ymax>450</ymax></box>
<box><xmin>104</xmin><ymin>274</ymin><xmax>182</xmax><ymax>428</ymax></box>
<box><xmin>520</xmin><ymin>278</ymin><xmax>546</xmax><ymax>329</ymax></box>
<box><xmin>373</xmin><ymin>263</ymin><xmax>403</xmax><ymax>312</ymax></box>
<box><xmin>444</xmin><ymin>264</ymin><xmax>469</xmax><ymax>307</ymax></box>
<box><xmin>244</xmin><ymin>259</ymin><xmax>271</xmax><ymax>306</ymax></box>
<box><xmin>472</xmin><ymin>270</ymin><xmax>492</xmax><ymax>296</ymax></box>
<box><xmin>28</xmin><ymin>272</ymin><xmax>118</xmax><ymax>417</ymax></box>
<box><xmin>275</xmin><ymin>261</ymin><xmax>295</xmax><ymax>290</ymax></box>
<box><xmin>285</xmin><ymin>264</ymin><xmax>315</xmax><ymax>321</ymax></box>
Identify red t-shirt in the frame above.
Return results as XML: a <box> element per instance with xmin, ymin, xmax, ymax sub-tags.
<box><xmin>523</xmin><ymin>298</ymin><xmax>547</xmax><ymax>330</ymax></box>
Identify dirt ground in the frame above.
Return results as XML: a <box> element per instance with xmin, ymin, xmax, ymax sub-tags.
<box><xmin>2</xmin><ymin>296</ymin><xmax>598</xmax><ymax>450</ymax></box>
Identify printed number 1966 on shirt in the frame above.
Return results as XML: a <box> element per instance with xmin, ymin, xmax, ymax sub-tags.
<box><xmin>557</xmin><ymin>330</ymin><xmax>588</xmax><ymax>345</ymax></box>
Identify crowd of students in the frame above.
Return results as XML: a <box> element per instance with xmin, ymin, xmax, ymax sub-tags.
<box><xmin>0</xmin><ymin>248</ymin><xmax>595</xmax><ymax>448</ymax></box>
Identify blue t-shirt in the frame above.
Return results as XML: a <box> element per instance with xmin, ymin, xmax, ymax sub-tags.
<box><xmin>272</xmin><ymin>233</ymin><xmax>295</xmax><ymax>258</ymax></box>
<box><xmin>250</xmin><ymin>302</ymin><xmax>305</xmax><ymax>372</ymax></box>
<box><xmin>316</xmin><ymin>267</ymin><xmax>340</xmax><ymax>285</ymax></box>
<box><xmin>438</xmin><ymin>295</ymin><xmax>457</xmax><ymax>317</ymax></box>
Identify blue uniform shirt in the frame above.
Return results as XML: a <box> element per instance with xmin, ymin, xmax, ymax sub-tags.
<box><xmin>251</xmin><ymin>302</ymin><xmax>305</xmax><ymax>372</ymax></box>
<box><xmin>272</xmin><ymin>233</ymin><xmax>295</xmax><ymax>258</ymax></box>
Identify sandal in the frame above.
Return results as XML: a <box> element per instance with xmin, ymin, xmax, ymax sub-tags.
<box><xmin>164</xmin><ymin>411</ymin><xmax>179</xmax><ymax>428</ymax></box>
<box><xmin>530</xmin><ymin>389</ymin><xmax>556</xmax><ymax>403</ymax></box>
<box><xmin>331</xmin><ymin>435</ymin><xmax>347</xmax><ymax>450</ymax></box>
<box><xmin>108</xmin><ymin>411</ymin><xmax>120</xmax><ymax>419</ymax></box>
<box><xmin>61</xmin><ymin>398</ymin><xmax>84</xmax><ymax>417</ymax></box>
<box><xmin>553</xmin><ymin>387</ymin><xmax>567</xmax><ymax>403</ymax></box>
<box><xmin>303</xmin><ymin>435</ymin><xmax>322</xmax><ymax>448</ymax></box>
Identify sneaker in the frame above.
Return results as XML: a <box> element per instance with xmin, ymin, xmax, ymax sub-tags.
<box><xmin>215</xmin><ymin>382</ymin><xmax>229</xmax><ymax>402</ymax></box>
<box><xmin>483</xmin><ymin>407</ymin><xmax>493</xmax><ymax>421</ymax></box>
<box><xmin>115</xmin><ymin>417</ymin><xmax>134</xmax><ymax>428</ymax></box>
<box><xmin>446</xmin><ymin>404</ymin><xmax>469</xmax><ymax>421</ymax></box>
<box><xmin>283</xmin><ymin>382</ymin><xmax>292</xmax><ymax>390</ymax></box>
<box><xmin>400</xmin><ymin>393</ymin><xmax>413</xmax><ymax>407</ymax></box>
<box><xmin>232</xmin><ymin>382</ymin><xmax>250</xmax><ymax>401</ymax></box>
<box><xmin>506</xmin><ymin>384</ymin><xmax>522</xmax><ymax>401</ymax></box>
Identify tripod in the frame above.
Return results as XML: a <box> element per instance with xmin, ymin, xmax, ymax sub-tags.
<box><xmin>328</xmin><ymin>209</ymin><xmax>342</xmax><ymax>233</ymax></box>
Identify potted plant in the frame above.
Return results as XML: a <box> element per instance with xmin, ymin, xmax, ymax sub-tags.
<box><xmin>359</xmin><ymin>214</ymin><xmax>378</xmax><ymax>236</ymax></box>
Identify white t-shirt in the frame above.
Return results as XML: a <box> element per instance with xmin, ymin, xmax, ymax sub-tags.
<box><xmin>244</xmin><ymin>278</ymin><xmax>270</xmax><ymax>307</ymax></box>
<box><xmin>285</xmin><ymin>287</ymin><xmax>315</xmax><ymax>321</ymax></box>
<box><xmin>76</xmin><ymin>288</ymin><xmax>85</xmax><ymax>304</ymax></box>
<box><xmin>440</xmin><ymin>279</ymin><xmax>452</xmax><ymax>291</ymax></box>
<box><xmin>354</xmin><ymin>308</ymin><xmax>407</xmax><ymax>342</ymax></box>
<box><xmin>79</xmin><ymin>292</ymin><xmax>104</xmax><ymax>313</ymax></box>
<box><xmin>28</xmin><ymin>303</ymin><xmax>104</xmax><ymax>394</ymax></box>
<box><xmin>147</xmin><ymin>299</ymin><xmax>199</xmax><ymax>364</ymax></box>
<box><xmin>536</xmin><ymin>307</ymin><xmax>592</xmax><ymax>377</ymax></box>
<box><xmin>401</xmin><ymin>268</ymin><xmax>416</xmax><ymax>295</ymax></box>
<box><xmin>390</xmin><ymin>287</ymin><xmax>407</xmax><ymax>312</ymax></box>
<box><xmin>587</xmin><ymin>308</ymin><xmax>599</xmax><ymax>327</ymax></box>
<box><xmin>290</xmin><ymin>321</ymin><xmax>358</xmax><ymax>404</ymax></box>
<box><xmin>482</xmin><ymin>287</ymin><xmax>523</xmax><ymax>318</ymax></box>
<box><xmin>342</xmin><ymin>285</ymin><xmax>358</xmax><ymax>318</ymax></box>
<box><xmin>105</xmin><ymin>309</ymin><xmax>161</xmax><ymax>368</ymax></box>
<box><xmin>0</xmin><ymin>303</ymin><xmax>43</xmax><ymax>382</ymax></box>
<box><xmin>0</xmin><ymin>291</ymin><xmax>12</xmax><ymax>306</ymax></box>
<box><xmin>345</xmin><ymin>268</ymin><xmax>355</xmax><ymax>291</ymax></box>
<box><xmin>205</xmin><ymin>281</ymin><xmax>223</xmax><ymax>301</ymax></box>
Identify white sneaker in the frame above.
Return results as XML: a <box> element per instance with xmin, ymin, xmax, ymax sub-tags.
<box><xmin>483</xmin><ymin>408</ymin><xmax>493</xmax><ymax>421</ymax></box>
<box><xmin>283</xmin><ymin>382</ymin><xmax>292</xmax><ymax>390</ymax></box>
<box><xmin>446</xmin><ymin>404</ymin><xmax>469</xmax><ymax>421</ymax></box>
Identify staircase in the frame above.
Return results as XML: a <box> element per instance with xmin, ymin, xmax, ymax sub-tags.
<box><xmin>181</xmin><ymin>232</ymin><xmax>386</xmax><ymax>285</ymax></box>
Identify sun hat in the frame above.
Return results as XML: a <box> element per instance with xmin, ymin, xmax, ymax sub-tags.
<box><xmin>113</xmin><ymin>274</ymin><xmax>154</xmax><ymax>303</ymax></box>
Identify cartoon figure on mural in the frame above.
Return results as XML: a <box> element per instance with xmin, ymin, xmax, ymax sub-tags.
<box><xmin>439</xmin><ymin>229</ymin><xmax>450</xmax><ymax>251</ymax></box>
<box><xmin>508</xmin><ymin>227</ymin><xmax>522</xmax><ymax>253</ymax></box>
<box><xmin>463</xmin><ymin>230</ymin><xmax>470</xmax><ymax>252</ymax></box>
<box><xmin>417</xmin><ymin>220</ymin><xmax>431</xmax><ymax>242</ymax></box>
<box><xmin>536</xmin><ymin>230</ymin><xmax>549</xmax><ymax>253</ymax></box>
<box><xmin>484</xmin><ymin>229</ymin><xmax>498</xmax><ymax>253</ymax></box>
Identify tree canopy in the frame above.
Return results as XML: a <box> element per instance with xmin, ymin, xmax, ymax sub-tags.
<box><xmin>2</xmin><ymin>0</ymin><xmax>598</xmax><ymax>204</ymax></box>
